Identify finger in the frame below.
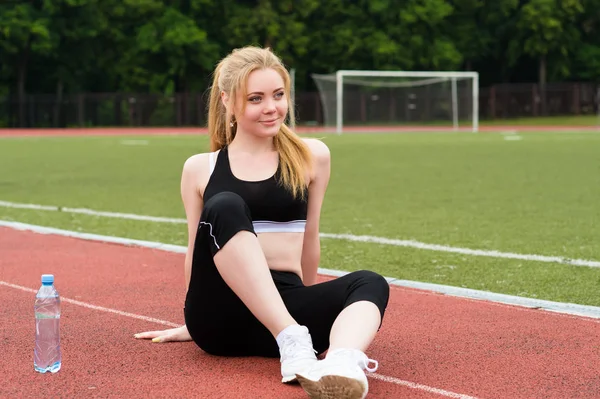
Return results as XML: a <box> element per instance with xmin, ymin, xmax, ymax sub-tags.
<box><xmin>134</xmin><ymin>331</ymin><xmax>163</xmax><ymax>339</ymax></box>
<box><xmin>151</xmin><ymin>335</ymin><xmax>171</xmax><ymax>343</ymax></box>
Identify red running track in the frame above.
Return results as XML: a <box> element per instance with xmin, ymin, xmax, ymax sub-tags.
<box><xmin>1</xmin><ymin>226</ymin><xmax>599</xmax><ymax>398</ymax></box>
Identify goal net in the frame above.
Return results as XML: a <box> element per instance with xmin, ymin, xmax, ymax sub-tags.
<box><xmin>311</xmin><ymin>71</ymin><xmax>479</xmax><ymax>133</ymax></box>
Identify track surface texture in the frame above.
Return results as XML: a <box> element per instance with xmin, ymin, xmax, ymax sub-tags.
<box><xmin>1</xmin><ymin>227</ymin><xmax>599</xmax><ymax>398</ymax></box>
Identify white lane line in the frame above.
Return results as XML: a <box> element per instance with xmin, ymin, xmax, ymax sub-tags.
<box><xmin>0</xmin><ymin>281</ymin><xmax>178</xmax><ymax>327</ymax></box>
<box><xmin>2</xmin><ymin>220</ymin><xmax>600</xmax><ymax>320</ymax></box>
<box><xmin>1</xmin><ymin>200</ymin><xmax>599</xmax><ymax>268</ymax></box>
<box><xmin>369</xmin><ymin>373</ymin><xmax>480</xmax><ymax>399</ymax></box>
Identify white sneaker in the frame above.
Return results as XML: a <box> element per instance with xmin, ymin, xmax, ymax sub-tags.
<box><xmin>277</xmin><ymin>325</ymin><xmax>318</xmax><ymax>383</ymax></box>
<box><xmin>295</xmin><ymin>348</ymin><xmax>379</xmax><ymax>399</ymax></box>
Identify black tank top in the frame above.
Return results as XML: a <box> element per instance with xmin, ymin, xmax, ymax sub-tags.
<box><xmin>203</xmin><ymin>146</ymin><xmax>308</xmax><ymax>233</ymax></box>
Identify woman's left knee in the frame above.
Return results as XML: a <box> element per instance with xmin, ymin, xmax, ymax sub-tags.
<box><xmin>349</xmin><ymin>270</ymin><xmax>390</xmax><ymax>312</ymax></box>
<box><xmin>354</xmin><ymin>270</ymin><xmax>389</xmax><ymax>292</ymax></box>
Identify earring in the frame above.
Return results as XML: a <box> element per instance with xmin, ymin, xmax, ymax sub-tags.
<box><xmin>230</xmin><ymin>121</ymin><xmax>234</xmax><ymax>127</ymax></box>
<box><xmin>230</xmin><ymin>116</ymin><xmax>236</xmax><ymax>128</ymax></box>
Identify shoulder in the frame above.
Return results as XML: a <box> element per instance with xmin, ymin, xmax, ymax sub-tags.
<box><xmin>182</xmin><ymin>152</ymin><xmax>210</xmax><ymax>173</ymax></box>
<box><xmin>302</xmin><ymin>138</ymin><xmax>330</xmax><ymax>165</ymax></box>
<box><xmin>183</xmin><ymin>149</ymin><xmax>222</xmax><ymax>171</ymax></box>
<box><xmin>181</xmin><ymin>151</ymin><xmax>219</xmax><ymax>196</ymax></box>
<box><xmin>302</xmin><ymin>138</ymin><xmax>330</xmax><ymax>183</ymax></box>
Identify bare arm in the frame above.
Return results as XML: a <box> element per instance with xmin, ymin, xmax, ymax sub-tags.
<box><xmin>134</xmin><ymin>153</ymin><xmax>210</xmax><ymax>343</ymax></box>
<box><xmin>180</xmin><ymin>153</ymin><xmax>211</xmax><ymax>291</ymax></box>
<box><xmin>301</xmin><ymin>139</ymin><xmax>331</xmax><ymax>286</ymax></box>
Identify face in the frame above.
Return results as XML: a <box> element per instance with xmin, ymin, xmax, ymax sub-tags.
<box><xmin>227</xmin><ymin>68</ymin><xmax>288</xmax><ymax>139</ymax></box>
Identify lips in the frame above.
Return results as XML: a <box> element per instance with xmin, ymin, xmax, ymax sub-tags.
<box><xmin>260</xmin><ymin>118</ymin><xmax>279</xmax><ymax>123</ymax></box>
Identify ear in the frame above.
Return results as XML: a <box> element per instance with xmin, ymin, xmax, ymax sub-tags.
<box><xmin>221</xmin><ymin>91</ymin><xmax>229</xmax><ymax>110</ymax></box>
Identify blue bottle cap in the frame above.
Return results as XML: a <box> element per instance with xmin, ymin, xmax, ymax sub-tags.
<box><xmin>41</xmin><ymin>274</ymin><xmax>54</xmax><ymax>284</ymax></box>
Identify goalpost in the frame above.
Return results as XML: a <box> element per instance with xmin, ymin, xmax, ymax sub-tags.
<box><xmin>311</xmin><ymin>70</ymin><xmax>479</xmax><ymax>134</ymax></box>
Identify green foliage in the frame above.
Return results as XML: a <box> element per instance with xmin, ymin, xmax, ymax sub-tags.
<box><xmin>517</xmin><ymin>0</ymin><xmax>582</xmax><ymax>57</ymax></box>
<box><xmin>1</xmin><ymin>0</ymin><xmax>600</xmax><ymax>100</ymax></box>
<box><xmin>574</xmin><ymin>0</ymin><xmax>600</xmax><ymax>80</ymax></box>
<box><xmin>0</xmin><ymin>2</ymin><xmax>52</xmax><ymax>55</ymax></box>
<box><xmin>224</xmin><ymin>0</ymin><xmax>319</xmax><ymax>65</ymax></box>
<box><xmin>447</xmin><ymin>0</ymin><xmax>518</xmax><ymax>67</ymax></box>
<box><xmin>300</xmin><ymin>0</ymin><xmax>461</xmax><ymax>74</ymax></box>
<box><xmin>506</xmin><ymin>0</ymin><xmax>583</xmax><ymax>81</ymax></box>
<box><xmin>574</xmin><ymin>44</ymin><xmax>600</xmax><ymax>80</ymax></box>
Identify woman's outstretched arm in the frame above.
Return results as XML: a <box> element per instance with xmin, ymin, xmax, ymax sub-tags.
<box><xmin>180</xmin><ymin>154</ymin><xmax>208</xmax><ymax>291</ymax></box>
<box><xmin>301</xmin><ymin>139</ymin><xmax>331</xmax><ymax>286</ymax></box>
<box><xmin>134</xmin><ymin>153</ymin><xmax>210</xmax><ymax>343</ymax></box>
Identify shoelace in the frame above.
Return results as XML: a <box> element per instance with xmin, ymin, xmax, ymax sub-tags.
<box><xmin>280</xmin><ymin>334</ymin><xmax>317</xmax><ymax>361</ymax></box>
<box><xmin>329</xmin><ymin>349</ymin><xmax>379</xmax><ymax>373</ymax></box>
<box><xmin>359</xmin><ymin>357</ymin><xmax>379</xmax><ymax>373</ymax></box>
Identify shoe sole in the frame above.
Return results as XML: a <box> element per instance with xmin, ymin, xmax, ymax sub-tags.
<box><xmin>282</xmin><ymin>375</ymin><xmax>298</xmax><ymax>384</ymax></box>
<box><xmin>296</xmin><ymin>374</ymin><xmax>367</xmax><ymax>399</ymax></box>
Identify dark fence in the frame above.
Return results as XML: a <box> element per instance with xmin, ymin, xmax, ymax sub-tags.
<box><xmin>481</xmin><ymin>82</ymin><xmax>599</xmax><ymax>119</ymax></box>
<box><xmin>1</xmin><ymin>82</ymin><xmax>598</xmax><ymax>128</ymax></box>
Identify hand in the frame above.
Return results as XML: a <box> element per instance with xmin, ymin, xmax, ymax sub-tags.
<box><xmin>134</xmin><ymin>324</ymin><xmax>192</xmax><ymax>343</ymax></box>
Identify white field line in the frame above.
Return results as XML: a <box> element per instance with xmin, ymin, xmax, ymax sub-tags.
<box><xmin>0</xmin><ymin>200</ymin><xmax>185</xmax><ymax>224</ymax></box>
<box><xmin>319</xmin><ymin>233</ymin><xmax>600</xmax><ymax>268</ymax></box>
<box><xmin>503</xmin><ymin>135</ymin><xmax>523</xmax><ymax>141</ymax></box>
<box><xmin>2</xmin><ymin>220</ymin><xmax>600</xmax><ymax>320</ymax></box>
<box><xmin>1</xmin><ymin>199</ymin><xmax>599</xmax><ymax>268</ymax></box>
<box><xmin>0</xmin><ymin>281</ymin><xmax>179</xmax><ymax>327</ymax></box>
<box><xmin>120</xmin><ymin>139</ymin><xmax>149</xmax><ymax>145</ymax></box>
<box><xmin>1</xmin><ymin>279</ymin><xmax>481</xmax><ymax>399</ymax></box>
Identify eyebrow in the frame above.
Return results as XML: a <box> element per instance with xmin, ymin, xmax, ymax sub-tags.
<box><xmin>247</xmin><ymin>87</ymin><xmax>285</xmax><ymax>96</ymax></box>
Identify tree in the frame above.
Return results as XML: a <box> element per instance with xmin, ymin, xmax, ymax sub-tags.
<box><xmin>574</xmin><ymin>0</ymin><xmax>600</xmax><ymax>82</ymax></box>
<box><xmin>34</xmin><ymin>0</ymin><xmax>114</xmax><ymax>125</ymax></box>
<box><xmin>113</xmin><ymin>0</ymin><xmax>218</xmax><ymax>93</ymax></box>
<box><xmin>447</xmin><ymin>0</ymin><xmax>518</xmax><ymax>71</ymax></box>
<box><xmin>0</xmin><ymin>0</ymin><xmax>52</xmax><ymax>125</ymax></box>
<box><xmin>304</xmin><ymin>0</ymin><xmax>461</xmax><ymax>74</ymax></box>
<box><xmin>508</xmin><ymin>0</ymin><xmax>583</xmax><ymax>113</ymax></box>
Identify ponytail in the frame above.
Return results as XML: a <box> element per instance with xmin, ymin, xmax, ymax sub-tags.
<box><xmin>208</xmin><ymin>63</ymin><xmax>236</xmax><ymax>151</ymax></box>
<box><xmin>274</xmin><ymin>123</ymin><xmax>313</xmax><ymax>199</ymax></box>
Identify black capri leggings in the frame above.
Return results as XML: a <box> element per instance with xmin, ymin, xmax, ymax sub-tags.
<box><xmin>184</xmin><ymin>191</ymin><xmax>390</xmax><ymax>357</ymax></box>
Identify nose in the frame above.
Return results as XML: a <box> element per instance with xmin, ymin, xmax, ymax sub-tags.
<box><xmin>263</xmin><ymin>98</ymin><xmax>276</xmax><ymax>113</ymax></box>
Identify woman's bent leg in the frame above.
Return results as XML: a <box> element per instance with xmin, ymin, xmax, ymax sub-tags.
<box><xmin>279</xmin><ymin>270</ymin><xmax>389</xmax><ymax>355</ymax></box>
<box><xmin>184</xmin><ymin>191</ymin><xmax>317</xmax><ymax>382</ymax></box>
<box><xmin>328</xmin><ymin>301</ymin><xmax>381</xmax><ymax>353</ymax></box>
<box><xmin>277</xmin><ymin>270</ymin><xmax>390</xmax><ymax>399</ymax></box>
<box><xmin>213</xmin><ymin>229</ymin><xmax>296</xmax><ymax>338</ymax></box>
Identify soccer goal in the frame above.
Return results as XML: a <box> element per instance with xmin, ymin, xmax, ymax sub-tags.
<box><xmin>311</xmin><ymin>70</ymin><xmax>479</xmax><ymax>134</ymax></box>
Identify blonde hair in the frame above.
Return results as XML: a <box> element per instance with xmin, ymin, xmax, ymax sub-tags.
<box><xmin>207</xmin><ymin>46</ymin><xmax>312</xmax><ymax>199</ymax></box>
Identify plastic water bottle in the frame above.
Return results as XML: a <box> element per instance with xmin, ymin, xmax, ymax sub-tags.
<box><xmin>34</xmin><ymin>274</ymin><xmax>61</xmax><ymax>373</ymax></box>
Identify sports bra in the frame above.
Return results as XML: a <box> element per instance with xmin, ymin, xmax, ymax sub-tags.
<box><xmin>203</xmin><ymin>146</ymin><xmax>308</xmax><ymax>233</ymax></box>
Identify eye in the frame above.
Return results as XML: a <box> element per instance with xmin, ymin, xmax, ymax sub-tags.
<box><xmin>248</xmin><ymin>96</ymin><xmax>261</xmax><ymax>103</ymax></box>
<box><xmin>274</xmin><ymin>91</ymin><xmax>284</xmax><ymax>99</ymax></box>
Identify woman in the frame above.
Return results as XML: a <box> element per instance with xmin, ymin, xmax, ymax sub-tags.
<box><xmin>135</xmin><ymin>46</ymin><xmax>390</xmax><ymax>399</ymax></box>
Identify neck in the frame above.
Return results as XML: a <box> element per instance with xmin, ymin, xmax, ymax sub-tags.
<box><xmin>228</xmin><ymin>130</ymin><xmax>276</xmax><ymax>154</ymax></box>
